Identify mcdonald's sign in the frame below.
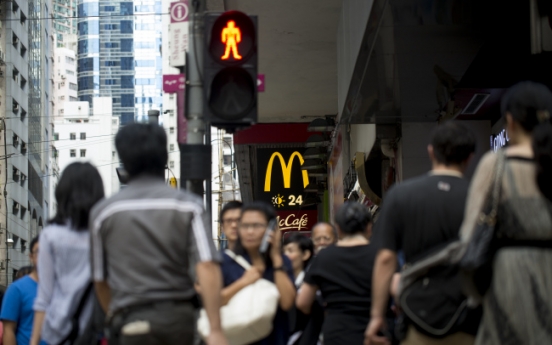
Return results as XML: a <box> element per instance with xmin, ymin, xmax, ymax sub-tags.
<box><xmin>256</xmin><ymin>148</ymin><xmax>315</xmax><ymax>211</ymax></box>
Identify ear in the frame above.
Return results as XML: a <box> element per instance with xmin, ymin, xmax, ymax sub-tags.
<box><xmin>427</xmin><ymin>145</ymin><xmax>435</xmax><ymax>162</ymax></box>
<box><xmin>365</xmin><ymin>223</ymin><xmax>373</xmax><ymax>239</ymax></box>
<box><xmin>302</xmin><ymin>249</ymin><xmax>312</xmax><ymax>263</ymax></box>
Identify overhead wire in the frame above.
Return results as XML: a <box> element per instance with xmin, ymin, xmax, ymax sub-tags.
<box><xmin>1</xmin><ymin>12</ymin><xmax>171</xmax><ymax>23</ymax></box>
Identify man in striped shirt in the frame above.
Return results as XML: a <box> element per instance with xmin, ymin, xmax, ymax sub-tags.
<box><xmin>90</xmin><ymin>123</ymin><xmax>228</xmax><ymax>345</ymax></box>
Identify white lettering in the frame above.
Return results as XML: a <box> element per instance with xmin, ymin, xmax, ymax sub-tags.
<box><xmin>490</xmin><ymin>129</ymin><xmax>510</xmax><ymax>152</ymax></box>
<box><xmin>276</xmin><ymin>213</ymin><xmax>309</xmax><ymax>231</ymax></box>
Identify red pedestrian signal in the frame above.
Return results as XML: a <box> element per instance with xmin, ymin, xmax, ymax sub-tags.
<box><xmin>204</xmin><ymin>11</ymin><xmax>258</xmax><ymax>131</ymax></box>
<box><xmin>221</xmin><ymin>21</ymin><xmax>242</xmax><ymax>60</ymax></box>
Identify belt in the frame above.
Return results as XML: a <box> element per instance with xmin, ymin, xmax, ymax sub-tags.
<box><xmin>108</xmin><ymin>299</ymin><xmax>193</xmax><ymax>324</ymax></box>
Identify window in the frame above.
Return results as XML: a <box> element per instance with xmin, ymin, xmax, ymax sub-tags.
<box><xmin>120</xmin><ymin>2</ymin><xmax>133</xmax><ymax>15</ymax></box>
<box><xmin>13</xmin><ymin>100</ymin><xmax>20</xmax><ymax>114</ymax></box>
<box><xmin>121</xmin><ymin>94</ymin><xmax>135</xmax><ymax>107</ymax></box>
<box><xmin>80</xmin><ymin>132</ymin><xmax>86</xmax><ymax>140</ymax></box>
<box><xmin>70</xmin><ymin>133</ymin><xmax>76</xmax><ymax>140</ymax></box>
<box><xmin>13</xmin><ymin>68</ymin><xmax>19</xmax><ymax>83</ymax></box>
<box><xmin>20</xmin><ymin>77</ymin><xmax>27</xmax><ymax>89</ymax></box>
<box><xmin>104</xmin><ymin>6</ymin><xmax>115</xmax><ymax>11</ymax></box>
<box><xmin>169</xmin><ymin>161</ymin><xmax>175</xmax><ymax>169</ymax></box>
<box><xmin>69</xmin><ymin>96</ymin><xmax>78</xmax><ymax>101</ymax></box>
<box><xmin>80</xmin><ymin>149</ymin><xmax>86</xmax><ymax>157</ymax></box>
<box><xmin>54</xmin><ymin>133</ymin><xmax>59</xmax><ymax>141</ymax></box>
<box><xmin>12</xmin><ymin>33</ymin><xmax>19</xmax><ymax>49</ymax></box>
<box><xmin>70</xmin><ymin>149</ymin><xmax>76</xmax><ymax>157</ymax></box>
<box><xmin>105</xmin><ymin>42</ymin><xmax>119</xmax><ymax>48</ymax></box>
<box><xmin>120</xmin><ymin>20</ymin><xmax>133</xmax><ymax>33</ymax></box>
<box><xmin>170</xmin><ymin>144</ymin><xmax>175</xmax><ymax>151</ymax></box>
<box><xmin>69</xmin><ymin>83</ymin><xmax>77</xmax><ymax>90</ymax></box>
<box><xmin>120</xmin><ymin>39</ymin><xmax>133</xmax><ymax>52</ymax></box>
<box><xmin>169</xmin><ymin>127</ymin><xmax>175</xmax><ymax>134</ymax></box>
<box><xmin>21</xmin><ymin>109</ymin><xmax>27</xmax><ymax>121</ymax></box>
<box><xmin>20</xmin><ymin>12</ymin><xmax>27</xmax><ymax>25</ymax></box>
<box><xmin>66</xmin><ymin>70</ymin><xmax>75</xmax><ymax>76</ymax></box>
<box><xmin>60</xmin><ymin>96</ymin><xmax>65</xmax><ymax>100</ymax></box>
<box><xmin>66</xmin><ymin>56</ymin><xmax>75</xmax><ymax>64</ymax></box>
<box><xmin>121</xmin><ymin>58</ymin><xmax>134</xmax><ymax>71</ymax></box>
<box><xmin>20</xmin><ymin>45</ymin><xmax>27</xmax><ymax>58</ymax></box>
<box><xmin>121</xmin><ymin>76</ymin><xmax>134</xmax><ymax>88</ymax></box>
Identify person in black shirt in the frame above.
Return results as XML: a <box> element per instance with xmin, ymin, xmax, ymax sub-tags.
<box><xmin>365</xmin><ymin>122</ymin><xmax>477</xmax><ymax>345</ymax></box>
<box><xmin>297</xmin><ymin>202</ymin><xmax>376</xmax><ymax>345</ymax></box>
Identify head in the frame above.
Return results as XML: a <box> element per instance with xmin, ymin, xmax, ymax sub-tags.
<box><xmin>50</xmin><ymin>162</ymin><xmax>104</xmax><ymax>230</ymax></box>
<box><xmin>234</xmin><ymin>201</ymin><xmax>277</xmax><ymax>264</ymax></box>
<box><xmin>501</xmin><ymin>81</ymin><xmax>552</xmax><ymax>201</ymax></box>
<box><xmin>15</xmin><ymin>266</ymin><xmax>33</xmax><ymax>281</ymax></box>
<box><xmin>283</xmin><ymin>233</ymin><xmax>313</xmax><ymax>274</ymax></box>
<box><xmin>30</xmin><ymin>236</ymin><xmax>39</xmax><ymax>268</ymax></box>
<box><xmin>220</xmin><ymin>200</ymin><xmax>243</xmax><ymax>247</ymax></box>
<box><xmin>311</xmin><ymin>222</ymin><xmax>337</xmax><ymax>254</ymax></box>
<box><xmin>115</xmin><ymin>123</ymin><xmax>168</xmax><ymax>180</ymax></box>
<box><xmin>428</xmin><ymin>121</ymin><xmax>476</xmax><ymax>173</ymax></box>
<box><xmin>334</xmin><ymin>202</ymin><xmax>372</xmax><ymax>238</ymax></box>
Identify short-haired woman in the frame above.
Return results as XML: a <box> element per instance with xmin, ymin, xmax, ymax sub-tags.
<box><xmin>296</xmin><ymin>202</ymin><xmax>376</xmax><ymax>345</ymax></box>
<box><xmin>220</xmin><ymin>201</ymin><xmax>296</xmax><ymax>345</ymax></box>
<box><xmin>30</xmin><ymin>163</ymin><xmax>104</xmax><ymax>345</ymax></box>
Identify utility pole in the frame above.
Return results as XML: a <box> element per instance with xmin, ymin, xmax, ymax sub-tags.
<box><xmin>179</xmin><ymin>0</ymin><xmax>211</xmax><ymax>200</ymax></box>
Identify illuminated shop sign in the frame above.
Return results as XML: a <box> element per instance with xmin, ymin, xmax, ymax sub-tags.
<box><xmin>490</xmin><ymin>129</ymin><xmax>509</xmax><ymax>152</ymax></box>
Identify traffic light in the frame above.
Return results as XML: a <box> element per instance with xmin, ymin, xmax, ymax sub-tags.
<box><xmin>203</xmin><ymin>11</ymin><xmax>258</xmax><ymax>131</ymax></box>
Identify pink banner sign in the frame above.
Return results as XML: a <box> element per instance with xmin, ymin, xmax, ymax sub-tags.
<box><xmin>163</xmin><ymin>74</ymin><xmax>185</xmax><ymax>93</ymax></box>
<box><xmin>170</xmin><ymin>1</ymin><xmax>189</xmax><ymax>23</ymax></box>
<box><xmin>257</xmin><ymin>74</ymin><xmax>265</xmax><ymax>92</ymax></box>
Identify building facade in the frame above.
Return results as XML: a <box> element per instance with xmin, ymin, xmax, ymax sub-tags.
<box><xmin>77</xmin><ymin>0</ymin><xmax>163</xmax><ymax>124</ymax></box>
<box><xmin>52</xmin><ymin>45</ymin><xmax>78</xmax><ymax>119</ymax></box>
<box><xmin>1</xmin><ymin>0</ymin><xmax>52</xmax><ymax>289</ymax></box>
<box><xmin>53</xmin><ymin>0</ymin><xmax>77</xmax><ymax>47</ymax></box>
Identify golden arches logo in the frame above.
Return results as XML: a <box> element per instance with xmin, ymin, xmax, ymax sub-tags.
<box><xmin>264</xmin><ymin>152</ymin><xmax>309</xmax><ymax>192</ymax></box>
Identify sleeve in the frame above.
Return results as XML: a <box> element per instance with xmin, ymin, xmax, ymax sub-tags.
<box><xmin>89</xmin><ymin>205</ymin><xmax>107</xmax><ymax>281</ymax></box>
<box><xmin>34</xmin><ymin>232</ymin><xmax>55</xmax><ymax>312</ymax></box>
<box><xmin>282</xmin><ymin>255</ymin><xmax>295</xmax><ymax>283</ymax></box>
<box><xmin>459</xmin><ymin>152</ymin><xmax>497</xmax><ymax>242</ymax></box>
<box><xmin>189</xmin><ymin>200</ymin><xmax>222</xmax><ymax>263</ymax></box>
<box><xmin>372</xmin><ymin>187</ymin><xmax>402</xmax><ymax>252</ymax></box>
<box><xmin>303</xmin><ymin>255</ymin><xmax>320</xmax><ymax>286</ymax></box>
<box><xmin>0</xmin><ymin>285</ymin><xmax>21</xmax><ymax>323</ymax></box>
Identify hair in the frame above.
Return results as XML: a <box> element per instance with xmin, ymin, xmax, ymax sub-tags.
<box><xmin>430</xmin><ymin>121</ymin><xmax>476</xmax><ymax>165</ymax></box>
<box><xmin>283</xmin><ymin>233</ymin><xmax>314</xmax><ymax>268</ymax></box>
<box><xmin>30</xmin><ymin>236</ymin><xmax>39</xmax><ymax>253</ymax></box>
<box><xmin>501</xmin><ymin>81</ymin><xmax>552</xmax><ymax>201</ymax></box>
<box><xmin>334</xmin><ymin>202</ymin><xmax>372</xmax><ymax>235</ymax></box>
<box><xmin>311</xmin><ymin>221</ymin><xmax>338</xmax><ymax>240</ymax></box>
<box><xmin>234</xmin><ymin>201</ymin><xmax>278</xmax><ymax>267</ymax></box>
<box><xmin>220</xmin><ymin>200</ymin><xmax>243</xmax><ymax>222</ymax></box>
<box><xmin>15</xmin><ymin>266</ymin><xmax>34</xmax><ymax>280</ymax></box>
<box><xmin>50</xmin><ymin>163</ymin><xmax>105</xmax><ymax>230</ymax></box>
<box><xmin>115</xmin><ymin>123</ymin><xmax>168</xmax><ymax>179</ymax></box>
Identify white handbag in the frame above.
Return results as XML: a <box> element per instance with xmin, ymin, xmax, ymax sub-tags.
<box><xmin>197</xmin><ymin>250</ymin><xmax>280</xmax><ymax>345</ymax></box>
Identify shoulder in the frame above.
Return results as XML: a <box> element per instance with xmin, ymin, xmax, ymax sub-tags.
<box><xmin>478</xmin><ymin>151</ymin><xmax>499</xmax><ymax>169</ymax></box>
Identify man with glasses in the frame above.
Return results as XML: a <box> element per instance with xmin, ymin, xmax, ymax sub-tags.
<box><xmin>311</xmin><ymin>222</ymin><xmax>337</xmax><ymax>254</ymax></box>
<box><xmin>219</xmin><ymin>201</ymin><xmax>242</xmax><ymax>251</ymax></box>
<box><xmin>1</xmin><ymin>237</ymin><xmax>47</xmax><ymax>345</ymax></box>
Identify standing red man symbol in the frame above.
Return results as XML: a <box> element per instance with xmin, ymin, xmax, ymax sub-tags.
<box><xmin>221</xmin><ymin>20</ymin><xmax>242</xmax><ymax>60</ymax></box>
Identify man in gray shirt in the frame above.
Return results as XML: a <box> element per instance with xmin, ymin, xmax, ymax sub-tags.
<box><xmin>90</xmin><ymin>123</ymin><xmax>228</xmax><ymax>345</ymax></box>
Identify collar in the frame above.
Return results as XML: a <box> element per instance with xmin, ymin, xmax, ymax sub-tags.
<box><xmin>428</xmin><ymin>170</ymin><xmax>464</xmax><ymax>178</ymax></box>
<box><xmin>128</xmin><ymin>175</ymin><xmax>165</xmax><ymax>186</ymax></box>
<box><xmin>295</xmin><ymin>271</ymin><xmax>305</xmax><ymax>288</ymax></box>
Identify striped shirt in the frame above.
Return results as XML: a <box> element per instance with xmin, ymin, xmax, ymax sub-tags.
<box><xmin>90</xmin><ymin>176</ymin><xmax>220</xmax><ymax>314</ymax></box>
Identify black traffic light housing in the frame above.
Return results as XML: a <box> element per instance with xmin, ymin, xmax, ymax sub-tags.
<box><xmin>203</xmin><ymin>11</ymin><xmax>258</xmax><ymax>131</ymax></box>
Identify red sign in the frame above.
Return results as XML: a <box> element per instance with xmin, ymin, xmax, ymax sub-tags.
<box><xmin>276</xmin><ymin>210</ymin><xmax>318</xmax><ymax>233</ymax></box>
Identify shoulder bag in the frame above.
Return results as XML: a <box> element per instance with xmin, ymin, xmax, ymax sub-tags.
<box><xmin>459</xmin><ymin>150</ymin><xmax>506</xmax><ymax>298</ymax></box>
<box><xmin>397</xmin><ymin>240</ymin><xmax>481</xmax><ymax>338</ymax></box>
<box><xmin>57</xmin><ymin>282</ymin><xmax>94</xmax><ymax>345</ymax></box>
<box><xmin>197</xmin><ymin>250</ymin><xmax>280</xmax><ymax>345</ymax></box>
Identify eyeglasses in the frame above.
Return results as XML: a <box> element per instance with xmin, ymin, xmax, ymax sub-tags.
<box><xmin>239</xmin><ymin>223</ymin><xmax>267</xmax><ymax>231</ymax></box>
<box><xmin>313</xmin><ymin>236</ymin><xmax>333</xmax><ymax>243</ymax></box>
<box><xmin>222</xmin><ymin>218</ymin><xmax>240</xmax><ymax>225</ymax></box>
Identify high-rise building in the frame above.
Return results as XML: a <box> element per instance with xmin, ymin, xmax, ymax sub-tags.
<box><xmin>77</xmin><ymin>0</ymin><xmax>163</xmax><ymax>124</ymax></box>
<box><xmin>52</xmin><ymin>0</ymin><xmax>78</xmax><ymax>47</ymax></box>
<box><xmin>0</xmin><ymin>0</ymin><xmax>52</xmax><ymax>288</ymax></box>
<box><xmin>52</xmin><ymin>45</ymin><xmax>78</xmax><ymax>119</ymax></box>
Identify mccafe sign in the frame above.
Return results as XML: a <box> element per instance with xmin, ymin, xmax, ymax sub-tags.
<box><xmin>276</xmin><ymin>210</ymin><xmax>318</xmax><ymax>232</ymax></box>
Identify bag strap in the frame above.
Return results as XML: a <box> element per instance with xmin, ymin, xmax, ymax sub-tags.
<box><xmin>224</xmin><ymin>249</ymin><xmax>252</xmax><ymax>270</ymax></box>
<box><xmin>57</xmin><ymin>282</ymin><xmax>93</xmax><ymax>345</ymax></box>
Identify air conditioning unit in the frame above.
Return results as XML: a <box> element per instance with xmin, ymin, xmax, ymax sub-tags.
<box><xmin>13</xmin><ymin>104</ymin><xmax>19</xmax><ymax>111</ymax></box>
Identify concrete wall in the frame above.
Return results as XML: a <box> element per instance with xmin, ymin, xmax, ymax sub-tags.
<box><xmin>400</xmin><ymin>121</ymin><xmax>491</xmax><ymax>181</ymax></box>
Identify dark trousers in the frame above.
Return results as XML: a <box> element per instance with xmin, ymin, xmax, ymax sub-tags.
<box><xmin>109</xmin><ymin>301</ymin><xmax>195</xmax><ymax>345</ymax></box>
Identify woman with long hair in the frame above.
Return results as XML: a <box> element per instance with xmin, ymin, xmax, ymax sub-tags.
<box><xmin>220</xmin><ymin>201</ymin><xmax>296</xmax><ymax>345</ymax></box>
<box><xmin>296</xmin><ymin>202</ymin><xmax>377</xmax><ymax>345</ymax></box>
<box><xmin>460</xmin><ymin>81</ymin><xmax>552</xmax><ymax>344</ymax></box>
<box><xmin>30</xmin><ymin>163</ymin><xmax>104</xmax><ymax>345</ymax></box>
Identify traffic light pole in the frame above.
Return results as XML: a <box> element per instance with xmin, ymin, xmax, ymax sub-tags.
<box><xmin>181</xmin><ymin>0</ymin><xmax>211</xmax><ymax>200</ymax></box>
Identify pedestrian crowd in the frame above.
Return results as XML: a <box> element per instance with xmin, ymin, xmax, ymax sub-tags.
<box><xmin>1</xmin><ymin>81</ymin><xmax>551</xmax><ymax>345</ymax></box>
